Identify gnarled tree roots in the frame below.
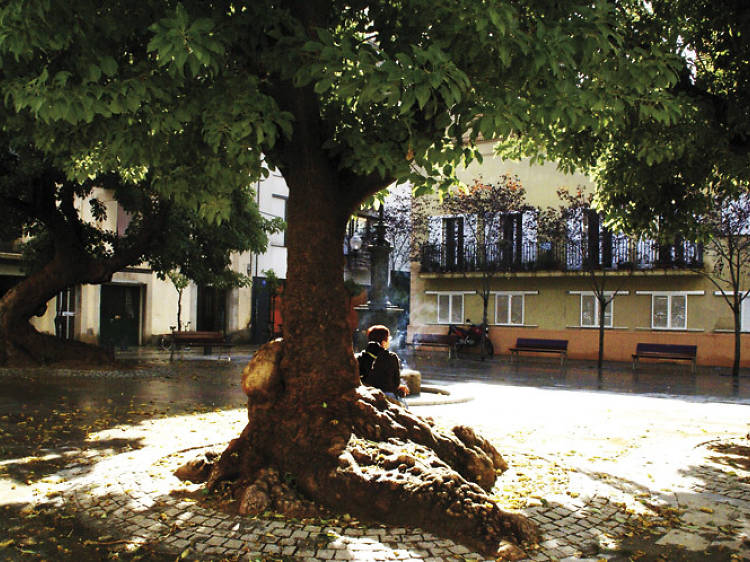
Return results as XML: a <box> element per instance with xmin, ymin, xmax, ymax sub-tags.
<box><xmin>176</xmin><ymin>341</ymin><xmax>538</xmax><ymax>557</ymax></box>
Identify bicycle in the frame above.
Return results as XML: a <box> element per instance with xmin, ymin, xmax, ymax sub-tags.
<box><xmin>158</xmin><ymin>322</ymin><xmax>191</xmax><ymax>352</ymax></box>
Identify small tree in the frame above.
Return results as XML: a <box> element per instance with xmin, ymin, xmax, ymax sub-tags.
<box><xmin>695</xmin><ymin>191</ymin><xmax>750</xmax><ymax>378</ymax></box>
<box><xmin>166</xmin><ymin>270</ymin><xmax>190</xmax><ymax>332</ymax></box>
<box><xmin>545</xmin><ymin>188</ymin><xmax>636</xmax><ymax>374</ymax></box>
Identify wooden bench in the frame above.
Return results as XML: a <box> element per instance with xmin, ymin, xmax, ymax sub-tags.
<box><xmin>632</xmin><ymin>343</ymin><xmax>697</xmax><ymax>373</ymax></box>
<box><xmin>169</xmin><ymin>331</ymin><xmax>234</xmax><ymax>361</ymax></box>
<box><xmin>409</xmin><ymin>333</ymin><xmax>458</xmax><ymax>359</ymax></box>
<box><xmin>509</xmin><ymin>338</ymin><xmax>568</xmax><ymax>366</ymax></box>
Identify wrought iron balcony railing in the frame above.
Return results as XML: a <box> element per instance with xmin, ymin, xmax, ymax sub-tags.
<box><xmin>420</xmin><ymin>238</ymin><xmax>703</xmax><ymax>274</ymax></box>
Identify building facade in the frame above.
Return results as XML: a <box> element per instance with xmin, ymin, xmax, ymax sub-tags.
<box><xmin>408</xmin><ymin>143</ymin><xmax>750</xmax><ymax>368</ymax></box>
<box><xmin>0</xmin><ymin>175</ymin><xmax>291</xmax><ymax>347</ymax></box>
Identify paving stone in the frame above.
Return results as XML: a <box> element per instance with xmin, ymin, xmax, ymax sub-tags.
<box><xmin>292</xmin><ymin>529</ymin><xmax>310</xmax><ymax>539</ymax></box>
<box><xmin>170</xmin><ymin>538</ymin><xmax>190</xmax><ymax>550</ymax></box>
<box><xmin>207</xmin><ymin>536</ymin><xmax>226</xmax><ymax>547</ymax></box>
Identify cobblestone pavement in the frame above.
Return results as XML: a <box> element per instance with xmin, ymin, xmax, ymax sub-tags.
<box><xmin>4</xmin><ymin>356</ymin><xmax>750</xmax><ymax>560</ymax></box>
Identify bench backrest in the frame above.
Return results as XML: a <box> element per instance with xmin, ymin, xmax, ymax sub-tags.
<box><xmin>412</xmin><ymin>333</ymin><xmax>458</xmax><ymax>344</ymax></box>
<box><xmin>515</xmin><ymin>338</ymin><xmax>568</xmax><ymax>350</ymax></box>
<box><xmin>172</xmin><ymin>331</ymin><xmax>225</xmax><ymax>342</ymax></box>
<box><xmin>635</xmin><ymin>343</ymin><xmax>697</xmax><ymax>356</ymax></box>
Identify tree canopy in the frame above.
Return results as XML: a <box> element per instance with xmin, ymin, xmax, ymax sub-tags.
<box><xmin>504</xmin><ymin>0</ymin><xmax>750</xmax><ymax>237</ymax></box>
<box><xmin>0</xmin><ymin>0</ymin><xmax>680</xmax><ymax>208</ymax></box>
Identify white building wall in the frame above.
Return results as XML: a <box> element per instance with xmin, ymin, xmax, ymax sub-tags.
<box><xmin>251</xmin><ymin>170</ymin><xmax>289</xmax><ymax>280</ymax></box>
<box><xmin>78</xmin><ymin>284</ymin><xmax>101</xmax><ymax>344</ymax></box>
<box><xmin>226</xmin><ymin>251</ymin><xmax>253</xmax><ymax>334</ymax></box>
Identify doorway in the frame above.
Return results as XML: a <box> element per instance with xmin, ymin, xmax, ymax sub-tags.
<box><xmin>100</xmin><ymin>284</ymin><xmax>141</xmax><ymax>348</ymax></box>
<box><xmin>196</xmin><ymin>286</ymin><xmax>227</xmax><ymax>332</ymax></box>
<box><xmin>55</xmin><ymin>287</ymin><xmax>77</xmax><ymax>339</ymax></box>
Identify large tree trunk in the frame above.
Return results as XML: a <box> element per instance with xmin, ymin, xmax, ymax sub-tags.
<box><xmin>199</xmin><ymin>155</ymin><xmax>537</xmax><ymax>556</ymax></box>
<box><xmin>0</xmin><ymin>254</ymin><xmax>114</xmax><ymax>365</ymax></box>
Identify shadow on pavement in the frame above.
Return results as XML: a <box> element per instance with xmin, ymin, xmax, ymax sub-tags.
<box><xmin>0</xmin><ymin>360</ymin><xmax>248</xmax><ymax>485</ymax></box>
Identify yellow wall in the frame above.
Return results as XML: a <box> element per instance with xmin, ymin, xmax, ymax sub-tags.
<box><xmin>410</xmin><ymin>263</ymin><xmax>750</xmax><ymax>367</ymax></box>
<box><xmin>457</xmin><ymin>143</ymin><xmax>595</xmax><ymax>208</ymax></box>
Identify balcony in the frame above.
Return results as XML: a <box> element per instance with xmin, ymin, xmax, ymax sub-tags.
<box><xmin>420</xmin><ymin>238</ymin><xmax>703</xmax><ymax>274</ymax></box>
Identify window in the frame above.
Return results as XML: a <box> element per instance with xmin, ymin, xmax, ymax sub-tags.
<box><xmin>437</xmin><ymin>293</ymin><xmax>464</xmax><ymax>324</ymax></box>
<box><xmin>580</xmin><ymin>294</ymin><xmax>612</xmax><ymax>327</ymax></box>
<box><xmin>743</xmin><ymin>295</ymin><xmax>750</xmax><ymax>332</ymax></box>
<box><xmin>269</xmin><ymin>195</ymin><xmax>287</xmax><ymax>247</ymax></box>
<box><xmin>495</xmin><ymin>293</ymin><xmax>524</xmax><ymax>325</ymax></box>
<box><xmin>442</xmin><ymin>217</ymin><xmax>465</xmax><ymax>270</ymax></box>
<box><xmin>652</xmin><ymin>294</ymin><xmax>686</xmax><ymax>329</ymax></box>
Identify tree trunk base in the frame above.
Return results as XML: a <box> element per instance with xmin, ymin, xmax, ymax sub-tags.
<box><xmin>177</xmin><ymin>341</ymin><xmax>538</xmax><ymax>557</ymax></box>
<box><xmin>0</xmin><ymin>322</ymin><xmax>113</xmax><ymax>366</ymax></box>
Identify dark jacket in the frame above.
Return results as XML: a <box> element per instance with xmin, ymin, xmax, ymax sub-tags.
<box><xmin>357</xmin><ymin>341</ymin><xmax>401</xmax><ymax>394</ymax></box>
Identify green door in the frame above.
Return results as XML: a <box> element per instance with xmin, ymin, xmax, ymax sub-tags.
<box><xmin>100</xmin><ymin>284</ymin><xmax>141</xmax><ymax>348</ymax></box>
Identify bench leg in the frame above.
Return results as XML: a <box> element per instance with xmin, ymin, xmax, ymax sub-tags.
<box><xmin>632</xmin><ymin>356</ymin><xmax>638</xmax><ymax>371</ymax></box>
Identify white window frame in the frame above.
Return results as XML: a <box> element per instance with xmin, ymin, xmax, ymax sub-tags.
<box><xmin>491</xmin><ymin>291</ymin><xmax>536</xmax><ymax>325</ymax></box>
<box><xmin>714</xmin><ymin>291</ymin><xmax>750</xmax><ymax>332</ymax></box>
<box><xmin>579</xmin><ymin>293</ymin><xmax>613</xmax><ymax>328</ymax></box>
<box><xmin>426</xmin><ymin>291</ymin><xmax>474</xmax><ymax>324</ymax></box>
<box><xmin>742</xmin><ymin>294</ymin><xmax>750</xmax><ymax>333</ymax></box>
<box><xmin>636</xmin><ymin>291</ymin><xmax>702</xmax><ymax>330</ymax></box>
<box><xmin>568</xmin><ymin>290</ymin><xmax>629</xmax><ymax>328</ymax></box>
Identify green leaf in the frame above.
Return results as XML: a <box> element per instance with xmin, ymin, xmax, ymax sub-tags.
<box><xmin>100</xmin><ymin>56</ymin><xmax>117</xmax><ymax>77</ymax></box>
<box><xmin>415</xmin><ymin>84</ymin><xmax>430</xmax><ymax>109</ymax></box>
<box><xmin>314</xmin><ymin>78</ymin><xmax>333</xmax><ymax>94</ymax></box>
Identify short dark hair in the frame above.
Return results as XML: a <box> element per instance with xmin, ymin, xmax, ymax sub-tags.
<box><xmin>366</xmin><ymin>325</ymin><xmax>390</xmax><ymax>344</ymax></box>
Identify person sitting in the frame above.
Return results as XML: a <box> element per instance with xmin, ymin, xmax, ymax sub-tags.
<box><xmin>357</xmin><ymin>325</ymin><xmax>410</xmax><ymax>404</ymax></box>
